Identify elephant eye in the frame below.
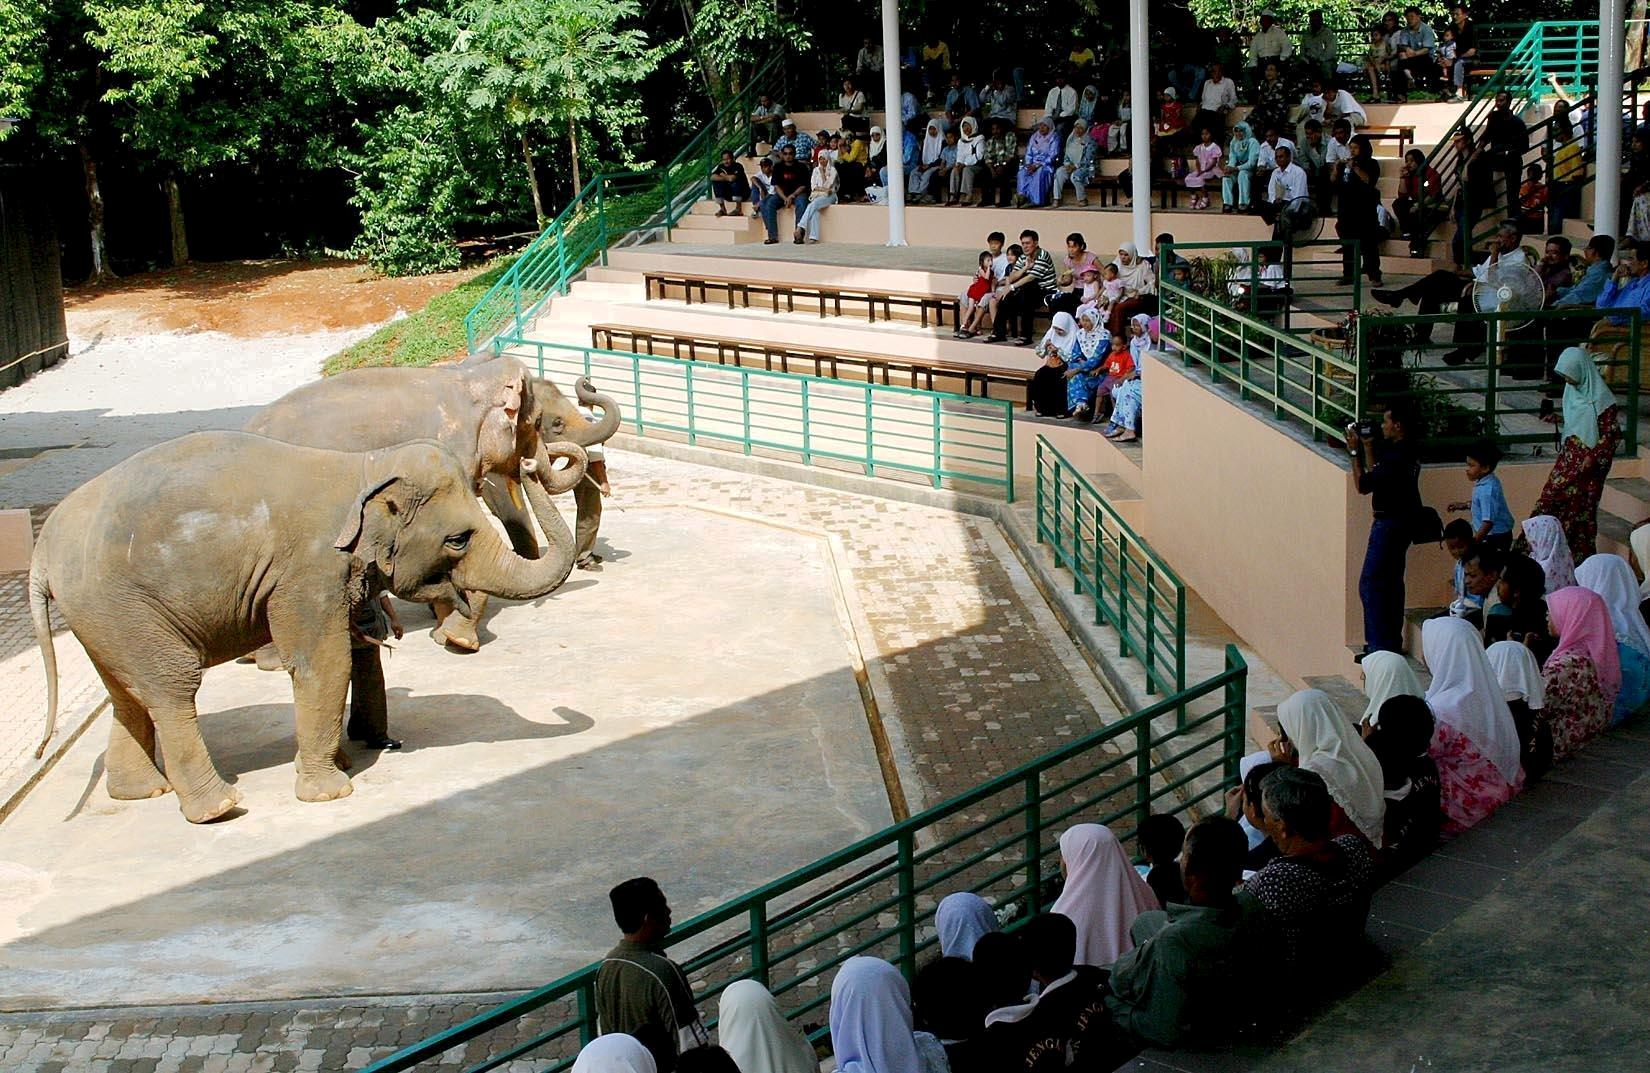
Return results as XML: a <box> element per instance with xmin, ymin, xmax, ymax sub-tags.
<box><xmin>547</xmin><ymin>417</ymin><xmax>565</xmax><ymax>432</ymax></box>
<box><xmin>445</xmin><ymin>531</ymin><xmax>472</xmax><ymax>552</ymax></box>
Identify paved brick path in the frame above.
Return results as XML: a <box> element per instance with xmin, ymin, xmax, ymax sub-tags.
<box><xmin>0</xmin><ymin>450</ymin><xmax>1127</xmax><ymax>1070</ymax></box>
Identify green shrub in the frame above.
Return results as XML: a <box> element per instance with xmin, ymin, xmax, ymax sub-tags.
<box><xmin>323</xmin><ymin>255</ymin><xmax>517</xmax><ymax>375</ymax></box>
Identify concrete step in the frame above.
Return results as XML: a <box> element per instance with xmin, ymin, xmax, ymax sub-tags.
<box><xmin>674</xmin><ymin>213</ymin><xmax>763</xmax><ymax>233</ymax></box>
<box><xmin>1602</xmin><ymin>476</ymin><xmax>1650</xmax><ymax>522</ymax></box>
<box><xmin>582</xmin><ymin>265</ymin><xmax>648</xmax><ymax>285</ymax></box>
<box><xmin>664</xmin><ymin>229</ymin><xmax>746</xmax><ymax>246</ymax></box>
<box><xmin>1091</xmin><ymin>470</ymin><xmax>1141</xmax><ymax>502</ymax></box>
<box><xmin>1598</xmin><ymin>506</ymin><xmax>1642</xmax><ymax>560</ymax></box>
<box><xmin>1303</xmin><ymin>674</ymin><xmax>1372</xmax><ymax>724</ymax></box>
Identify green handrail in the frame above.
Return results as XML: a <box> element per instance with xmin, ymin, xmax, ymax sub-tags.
<box><xmin>1033</xmin><ymin>436</ymin><xmax>1186</xmax><ymax>696</ymax></box>
<box><xmin>462</xmin><ymin>52</ymin><xmax>788</xmax><ymax>352</ymax></box>
<box><xmin>498</xmin><ymin>336</ymin><xmax>1017</xmax><ymax>501</ymax></box>
<box><xmin>359</xmin><ymin>647</ymin><xmax>1249</xmax><ymax>1072</ymax></box>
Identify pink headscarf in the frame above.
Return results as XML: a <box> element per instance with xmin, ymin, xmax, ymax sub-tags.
<box><xmin>1049</xmin><ymin>823</ymin><xmax>1159</xmax><ymax>966</ymax></box>
<box><xmin>1545</xmin><ymin>586</ymin><xmax>1622</xmax><ymax>704</ymax></box>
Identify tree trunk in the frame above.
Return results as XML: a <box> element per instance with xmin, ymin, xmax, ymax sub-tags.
<box><xmin>568</xmin><ymin>117</ymin><xmax>582</xmax><ymax>194</ymax></box>
<box><xmin>521</xmin><ymin>132</ymin><xmax>546</xmax><ymax>227</ymax></box>
<box><xmin>674</xmin><ymin>0</ymin><xmax>729</xmax><ymax>106</ymax></box>
<box><xmin>78</xmin><ymin>141</ymin><xmax>113</xmax><ymax>283</ymax></box>
<box><xmin>163</xmin><ymin>175</ymin><xmax>189</xmax><ymax>266</ymax></box>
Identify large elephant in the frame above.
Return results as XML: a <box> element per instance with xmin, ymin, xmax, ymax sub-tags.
<box><xmin>245</xmin><ymin>355</ymin><xmax>619</xmax><ymax>651</ymax></box>
<box><xmin>29</xmin><ymin>431</ymin><xmax>580</xmax><ymax>823</ymax></box>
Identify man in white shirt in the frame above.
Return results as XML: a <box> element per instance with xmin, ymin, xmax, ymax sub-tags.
<box><xmin>1044</xmin><ymin>70</ymin><xmax>1078</xmax><ymax>145</ymax></box>
<box><xmin>1371</xmin><ymin>220</ymin><xmax>1528</xmax><ymax>361</ymax></box>
<box><xmin>1248</xmin><ymin>10</ymin><xmax>1293</xmax><ymax>86</ymax></box>
<box><xmin>1259</xmin><ymin>145</ymin><xmax>1310</xmax><ymax>241</ymax></box>
<box><xmin>1199</xmin><ymin>62</ymin><xmax>1238</xmax><ymax>131</ymax></box>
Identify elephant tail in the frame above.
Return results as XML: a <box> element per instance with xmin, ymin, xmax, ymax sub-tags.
<box><xmin>30</xmin><ymin>555</ymin><xmax>58</xmax><ymax>760</ymax></box>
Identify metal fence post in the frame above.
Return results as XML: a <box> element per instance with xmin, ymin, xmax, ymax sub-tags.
<box><xmin>1631</xmin><ymin>312</ymin><xmax>1643</xmax><ymax>454</ymax></box>
<box><xmin>930</xmin><ymin>395</ymin><xmax>942</xmax><ymax>488</ymax></box>
<box><xmin>632</xmin><ymin>356</ymin><xmax>645</xmax><ymax>434</ymax></box>
<box><xmin>1003</xmin><ymin>402</ymin><xmax>1016</xmax><ymax>503</ymax></box>
<box><xmin>1223</xmin><ymin>647</ymin><xmax>1246</xmax><ymax>784</ymax></box>
<box><xmin>864</xmin><ymin>386</ymin><xmax>875</xmax><ymax>475</ymax></box>
<box><xmin>801</xmin><ymin>379</ymin><xmax>812</xmax><ymax>465</ymax></box>
<box><xmin>1144</xmin><ymin>561</ymin><xmax>1157</xmax><ymax>696</ymax></box>
<box><xmin>578</xmin><ymin>981</ymin><xmax>598</xmax><ymax>1046</ymax></box>
<box><xmin>664</xmin><ymin>167</ymin><xmax>674</xmax><ymax>241</ymax></box>
<box><xmin>749</xmin><ymin>903</ymin><xmax>770</xmax><ymax>988</ymax></box>
<box><xmin>1023</xmin><ymin>772</ymin><xmax>1043</xmax><ymax>915</ymax></box>
<box><xmin>685</xmin><ymin>361</ymin><xmax>697</xmax><ymax>445</ymax></box>
<box><xmin>1115</xmin><ymin>526</ymin><xmax>1130</xmax><ymax>655</ymax></box>
<box><xmin>742</xmin><ymin>372</ymin><xmax>752</xmax><ymax>454</ymax></box>
<box><xmin>1035</xmin><ymin>438</ymin><xmax>1046</xmax><ymax>543</ymax></box>
<box><xmin>1071</xmin><ymin>481</ymin><xmax>1085</xmax><ymax>596</ymax></box>
<box><xmin>897</xmin><ymin>830</ymin><xmax>916</xmax><ymax>977</ymax></box>
<box><xmin>1134</xmin><ymin>720</ymin><xmax>1152</xmax><ymax>834</ymax></box>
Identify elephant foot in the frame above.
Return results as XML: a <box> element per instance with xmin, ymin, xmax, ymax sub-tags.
<box><xmin>295</xmin><ymin>766</ymin><xmax>354</xmax><ymax>803</ymax></box>
<box><xmin>253</xmin><ymin>643</ymin><xmax>284</xmax><ymax>672</ymax></box>
<box><xmin>178</xmin><ymin>780</ymin><xmax>242</xmax><ymax>824</ymax></box>
<box><xmin>106</xmin><ymin>766</ymin><xmax>172</xmax><ymax>801</ymax></box>
<box><xmin>432</xmin><ymin>614</ymin><xmax>480</xmax><ymax>652</ymax></box>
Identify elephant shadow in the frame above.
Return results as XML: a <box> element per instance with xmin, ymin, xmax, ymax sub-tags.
<box><xmin>199</xmin><ymin>694</ymin><xmax>596</xmax><ymax>782</ymax></box>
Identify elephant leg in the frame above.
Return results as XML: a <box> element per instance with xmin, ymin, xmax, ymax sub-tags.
<box><xmin>573</xmin><ymin>477</ymin><xmax>604</xmax><ymax>566</ymax></box>
<box><xmin>289</xmin><ymin>637</ymin><xmax>355</xmax><ymax>804</ymax></box>
<box><xmin>430</xmin><ymin>593</ymin><xmax>485</xmax><ymax>651</ymax></box>
<box><xmin>148</xmin><ymin>687</ymin><xmax>241</xmax><ymax>824</ymax></box>
<box><xmin>102</xmin><ymin>677</ymin><xmax>170</xmax><ymax>801</ymax></box>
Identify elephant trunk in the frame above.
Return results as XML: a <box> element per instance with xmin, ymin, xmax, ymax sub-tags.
<box><xmin>571</xmin><ymin>378</ymin><xmax>622</xmax><ymax>446</ymax></box>
<box><xmin>533</xmin><ymin>440</ymin><xmax>588</xmax><ymax>495</ymax></box>
<box><xmin>450</xmin><ymin>479</ymin><xmax>577</xmax><ymax>600</ymax></box>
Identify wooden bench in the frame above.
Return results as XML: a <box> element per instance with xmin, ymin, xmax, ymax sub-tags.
<box><xmin>589</xmin><ymin>323</ymin><xmax>1033</xmax><ymax>402</ymax></box>
<box><xmin>1360</xmin><ymin>123</ymin><xmax>1416</xmax><ymax>157</ymax></box>
<box><xmin>643</xmin><ymin>270</ymin><xmax>960</xmax><ymax>328</ymax></box>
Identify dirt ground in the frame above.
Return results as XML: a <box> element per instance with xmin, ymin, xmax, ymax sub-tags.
<box><xmin>63</xmin><ymin>259</ymin><xmax>481</xmax><ymax>338</ymax></box>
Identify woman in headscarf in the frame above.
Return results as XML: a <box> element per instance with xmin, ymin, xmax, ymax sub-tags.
<box><xmin>717</xmin><ymin>980</ymin><xmax>817</xmax><ymax>1073</ymax></box>
<box><xmin>794</xmin><ymin>152</ymin><xmax>838</xmax><ymax>245</ymax></box>
<box><xmin>948</xmin><ymin>116</ymin><xmax>985</xmax><ymax>206</ymax></box>
<box><xmin>1015</xmin><ymin>116</ymin><xmax>1061</xmax><ymax>207</ymax></box>
<box><xmin>1220</xmin><ymin>121</ymin><xmax>1260</xmax><ymax>214</ymax></box>
<box><xmin>1421</xmin><ymin>616</ymin><xmax>1524</xmax><ymax>835</ymax></box>
<box><xmin>1103</xmin><ymin>315</ymin><xmax>1150</xmax><ymax>441</ymax></box>
<box><xmin>1276</xmin><ymin>689</ymin><xmax>1387</xmax><ymax>843</ymax></box>
<box><xmin>1486</xmin><ymin>637</ymin><xmax>1553</xmax><ymax>780</ymax></box>
<box><xmin>866</xmin><ymin>125</ymin><xmax>888</xmax><ymax>174</ymax></box>
<box><xmin>1527</xmin><ymin>347</ymin><xmax>1624</xmax><ymax>561</ymax></box>
<box><xmin>1336</xmin><ymin>134</ymin><xmax>1384</xmax><ymax>286</ymax></box>
<box><xmin>1026</xmin><ymin>311</ymin><xmax>1077</xmax><ymax>417</ymax></box>
<box><xmin>1077</xmin><ymin>83</ymin><xmax>1101</xmax><ymax>124</ymax></box>
<box><xmin>1048</xmin><ymin>823</ymin><xmax>1159</xmax><ymax>966</ymax></box>
<box><xmin>909</xmin><ymin>117</ymin><xmax>947</xmax><ymax>201</ymax></box>
<box><xmin>571</xmin><ymin>1034</ymin><xmax>657</xmax><ymax>1073</ymax></box>
<box><xmin>1052</xmin><ymin>118</ymin><xmax>1096</xmax><ymax>207</ymax></box>
<box><xmin>934</xmin><ymin>891</ymin><xmax>998</xmax><ymax>960</ymax></box>
<box><xmin>1359</xmin><ymin>649</ymin><xmax>1424</xmax><ymax>729</ymax></box>
<box><xmin>1522</xmin><ymin>514</ymin><xmax>1577</xmax><ymax>592</ymax></box>
<box><xmin>1063</xmin><ymin>307</ymin><xmax>1109</xmax><ymax>420</ymax></box>
<box><xmin>1106</xmin><ymin>243</ymin><xmax>1157</xmax><ymax>334</ymax></box>
<box><xmin>1574</xmin><ymin>553</ymin><xmax>1650</xmax><ymax>658</ymax></box>
<box><xmin>828</xmin><ymin>957</ymin><xmax>940</xmax><ymax>1073</ymax></box>
<box><xmin>1543</xmin><ymin>586</ymin><xmax>1619</xmax><ymax>758</ymax></box>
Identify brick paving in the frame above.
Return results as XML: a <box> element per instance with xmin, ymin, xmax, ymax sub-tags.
<box><xmin>0</xmin><ymin>449</ymin><xmax>1133</xmax><ymax>1070</ymax></box>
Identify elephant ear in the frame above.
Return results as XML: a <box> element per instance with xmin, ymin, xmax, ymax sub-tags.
<box><xmin>334</xmin><ymin>475</ymin><xmax>410</xmax><ymax>576</ymax></box>
<box><xmin>469</xmin><ymin>362</ymin><xmax>528</xmax><ymax>472</ymax></box>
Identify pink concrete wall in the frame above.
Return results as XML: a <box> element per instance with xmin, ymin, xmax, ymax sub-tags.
<box><xmin>1405</xmin><ymin>458</ymin><xmax>1560</xmax><ymax>608</ymax></box>
<box><xmin>809</xmin><ymin>203</ymin><xmax>1269</xmax><ymax>251</ymax></box>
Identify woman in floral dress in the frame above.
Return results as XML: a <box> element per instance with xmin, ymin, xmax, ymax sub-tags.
<box><xmin>1063</xmin><ymin>306</ymin><xmax>1110</xmax><ymax>419</ymax></box>
<box><xmin>1528</xmin><ymin>348</ymin><xmax>1622</xmax><ymax>561</ymax></box>
<box><xmin>1421</xmin><ymin>617</ymin><xmax>1525</xmax><ymax>835</ymax></box>
<box><xmin>1541</xmin><ymin>586</ymin><xmax>1618</xmax><ymax>760</ymax></box>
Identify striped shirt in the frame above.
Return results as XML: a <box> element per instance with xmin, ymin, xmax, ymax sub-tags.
<box><xmin>1015</xmin><ymin>248</ymin><xmax>1059</xmax><ymax>296</ymax></box>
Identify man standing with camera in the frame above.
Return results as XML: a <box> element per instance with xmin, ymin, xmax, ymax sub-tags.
<box><xmin>1348</xmin><ymin>404</ymin><xmax>1423</xmax><ymax>658</ymax></box>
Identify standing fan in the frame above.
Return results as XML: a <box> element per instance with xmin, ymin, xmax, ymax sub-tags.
<box><xmin>1472</xmin><ymin>258</ymin><xmax>1547</xmax><ymax>376</ymax></box>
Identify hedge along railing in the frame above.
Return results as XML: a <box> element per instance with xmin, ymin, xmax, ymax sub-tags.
<box><xmin>462</xmin><ymin>52</ymin><xmax>787</xmax><ymax>352</ymax></box>
<box><xmin>359</xmin><ymin>647</ymin><xmax>1249</xmax><ymax>1073</ymax></box>
<box><xmin>1034</xmin><ymin>437</ymin><xmax>1186</xmax><ymax>697</ymax></box>
<box><xmin>497</xmin><ymin>336</ymin><xmax>1016</xmax><ymax>500</ymax></box>
<box><xmin>1164</xmin><ymin>238</ymin><xmax>1362</xmax><ymax>332</ymax></box>
<box><xmin>1357</xmin><ymin>307</ymin><xmax>1642</xmax><ymax>457</ymax></box>
<box><xmin>1157</xmin><ymin>269</ymin><xmax>1361</xmax><ymax>444</ymax></box>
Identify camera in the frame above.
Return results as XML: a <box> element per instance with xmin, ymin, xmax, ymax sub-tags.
<box><xmin>1346</xmin><ymin>419</ymin><xmax>1376</xmax><ymax>439</ymax></box>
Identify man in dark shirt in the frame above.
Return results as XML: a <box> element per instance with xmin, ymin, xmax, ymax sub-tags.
<box><xmin>1348</xmin><ymin>402</ymin><xmax>1421</xmax><ymax>656</ymax></box>
<box><xmin>594</xmin><ymin>877</ymin><xmax>707</xmax><ymax>1071</ymax></box>
<box><xmin>762</xmin><ymin>145</ymin><xmax>811</xmax><ymax>245</ymax></box>
<box><xmin>1478</xmin><ymin>90</ymin><xmax>1528</xmax><ymax>221</ymax></box>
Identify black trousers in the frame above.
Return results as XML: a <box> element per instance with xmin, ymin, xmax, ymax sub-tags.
<box><xmin>347</xmin><ymin>643</ymin><xmax>388</xmax><ymax>743</ymax></box>
<box><xmin>1336</xmin><ymin>218</ymin><xmax>1383</xmax><ymax>282</ymax></box>
<box><xmin>992</xmin><ymin>286</ymin><xmax>1049</xmax><ymax>340</ymax></box>
<box><xmin>1394</xmin><ymin>53</ymin><xmax>1436</xmax><ymax>93</ymax></box>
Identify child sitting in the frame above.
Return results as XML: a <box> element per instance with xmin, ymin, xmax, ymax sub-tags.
<box><xmin>1443</xmin><ymin>518</ymin><xmax>1484</xmax><ymax>621</ymax></box>
<box><xmin>1136</xmin><ymin>813</ymin><xmax>1187</xmax><ymax>907</ymax></box>
<box><xmin>1364</xmin><ymin>28</ymin><xmax>1394</xmax><ymax>100</ymax></box>
<box><xmin>1517</xmin><ymin>163</ymin><xmax>1550</xmax><ymax>236</ymax></box>
<box><xmin>956</xmin><ymin>250</ymin><xmax>998</xmax><ymax>339</ymax></box>
<box><xmin>1448</xmin><ymin>438</ymin><xmax>1515</xmax><ymax>553</ymax></box>
<box><xmin>1436</xmin><ymin>27</ymin><xmax>1459</xmax><ymax>95</ymax></box>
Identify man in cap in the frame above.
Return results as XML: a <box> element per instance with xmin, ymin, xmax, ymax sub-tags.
<box><xmin>771</xmin><ymin>118</ymin><xmax>815</xmax><ymax>163</ymax></box>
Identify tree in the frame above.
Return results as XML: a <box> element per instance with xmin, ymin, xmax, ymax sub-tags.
<box><xmin>429</xmin><ymin>0</ymin><xmax>663</xmax><ymax>224</ymax></box>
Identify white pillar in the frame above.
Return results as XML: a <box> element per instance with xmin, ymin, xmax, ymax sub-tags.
<box><xmin>880</xmin><ymin>0</ymin><xmax>907</xmax><ymax>246</ymax></box>
<box><xmin>1129</xmin><ymin>0</ymin><xmax>1151</xmax><ymax>251</ymax></box>
<box><xmin>1596</xmin><ymin>3</ymin><xmax>1625</xmax><ymax>241</ymax></box>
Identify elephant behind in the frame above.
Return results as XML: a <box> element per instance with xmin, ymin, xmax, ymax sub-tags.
<box><xmin>30</xmin><ymin>431</ymin><xmax>577</xmax><ymax>823</ymax></box>
<box><xmin>244</xmin><ymin>355</ymin><xmax>618</xmax><ymax>651</ymax></box>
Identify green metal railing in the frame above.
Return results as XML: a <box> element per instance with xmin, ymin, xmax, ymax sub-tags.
<box><xmin>498</xmin><ymin>337</ymin><xmax>1016</xmax><ymax>500</ymax></box>
<box><xmin>463</xmin><ymin>53</ymin><xmax>787</xmax><ymax>352</ymax></box>
<box><xmin>1034</xmin><ymin>436</ymin><xmax>1186</xmax><ymax>696</ymax></box>
<box><xmin>1158</xmin><ymin>269</ymin><xmax>1360</xmax><ymax>444</ymax></box>
<box><xmin>1166</xmin><ymin>239</ymin><xmax>1362</xmax><ymax>331</ymax></box>
<box><xmin>1357</xmin><ymin>308</ymin><xmax>1642</xmax><ymax>456</ymax></box>
<box><xmin>360</xmin><ymin>648</ymin><xmax>1248</xmax><ymax>1073</ymax></box>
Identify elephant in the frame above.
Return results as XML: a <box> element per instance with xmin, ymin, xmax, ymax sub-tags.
<box><xmin>29</xmin><ymin>431</ymin><xmax>583</xmax><ymax>823</ymax></box>
<box><xmin>245</xmin><ymin>355</ymin><xmax>620</xmax><ymax>651</ymax></box>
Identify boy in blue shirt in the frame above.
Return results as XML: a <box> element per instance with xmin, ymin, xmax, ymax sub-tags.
<box><xmin>1449</xmin><ymin>438</ymin><xmax>1514</xmax><ymax>554</ymax></box>
<box><xmin>1443</xmin><ymin>519</ymin><xmax>1484</xmax><ymax>619</ymax></box>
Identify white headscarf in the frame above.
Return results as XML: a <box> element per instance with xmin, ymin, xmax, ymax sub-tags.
<box><xmin>718</xmin><ymin>981</ymin><xmax>817</xmax><ymax>1073</ymax></box>
<box><xmin>1039</xmin><ymin>311</ymin><xmax>1079</xmax><ymax>358</ymax></box>
<box><xmin>1064</xmin><ymin>119</ymin><xmax>1090</xmax><ymax>167</ymax></box>
<box><xmin>1485</xmin><ymin>639</ymin><xmax>1546</xmax><ymax>709</ymax></box>
<box><xmin>867</xmin><ymin>125</ymin><xmax>886</xmax><ymax>160</ymax></box>
<box><xmin>920</xmin><ymin>118</ymin><xmax>948</xmax><ymax>165</ymax></box>
<box><xmin>828</xmin><ymin>957</ymin><xmax>921</xmax><ymax>1073</ymax></box>
<box><xmin>572</xmin><ymin>1035</ymin><xmax>657</xmax><ymax>1073</ymax></box>
<box><xmin>1114</xmin><ymin>243</ymin><xmax>1157</xmax><ymax>295</ymax></box>
<box><xmin>1422</xmin><ymin>616</ymin><xmax>1523</xmax><ymax>783</ymax></box>
<box><xmin>1360</xmin><ymin>649</ymin><xmax>1425</xmax><ymax>725</ymax></box>
<box><xmin>1277</xmin><ymin>689</ymin><xmax>1387</xmax><ymax>843</ymax></box>
<box><xmin>1575</xmin><ymin>553</ymin><xmax>1650</xmax><ymax>657</ymax></box>
<box><xmin>1073</xmin><ymin>306</ymin><xmax>1106</xmax><ymax>358</ymax></box>
<box><xmin>1556</xmin><ymin>346</ymin><xmax>1617</xmax><ymax>448</ymax></box>
<box><xmin>935</xmin><ymin>892</ymin><xmax>998</xmax><ymax>959</ymax></box>
<box><xmin>1523</xmin><ymin>515</ymin><xmax>1577</xmax><ymax>591</ymax></box>
<box><xmin>1049</xmin><ymin>823</ymin><xmax>1159</xmax><ymax>967</ymax></box>
<box><xmin>1128</xmin><ymin>312</ymin><xmax>1153</xmax><ymax>363</ymax></box>
<box><xmin>1632</xmin><ymin>525</ymin><xmax>1650</xmax><ymax>600</ymax></box>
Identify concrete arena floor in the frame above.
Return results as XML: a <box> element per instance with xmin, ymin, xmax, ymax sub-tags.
<box><xmin>0</xmin><ymin>504</ymin><xmax>893</xmax><ymax>1010</ymax></box>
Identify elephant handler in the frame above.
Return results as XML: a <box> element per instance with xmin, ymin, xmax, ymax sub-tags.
<box><xmin>348</xmin><ymin>592</ymin><xmax>405</xmax><ymax>750</ymax></box>
<box><xmin>574</xmin><ymin>405</ymin><xmax>612</xmax><ymax>571</ymax></box>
